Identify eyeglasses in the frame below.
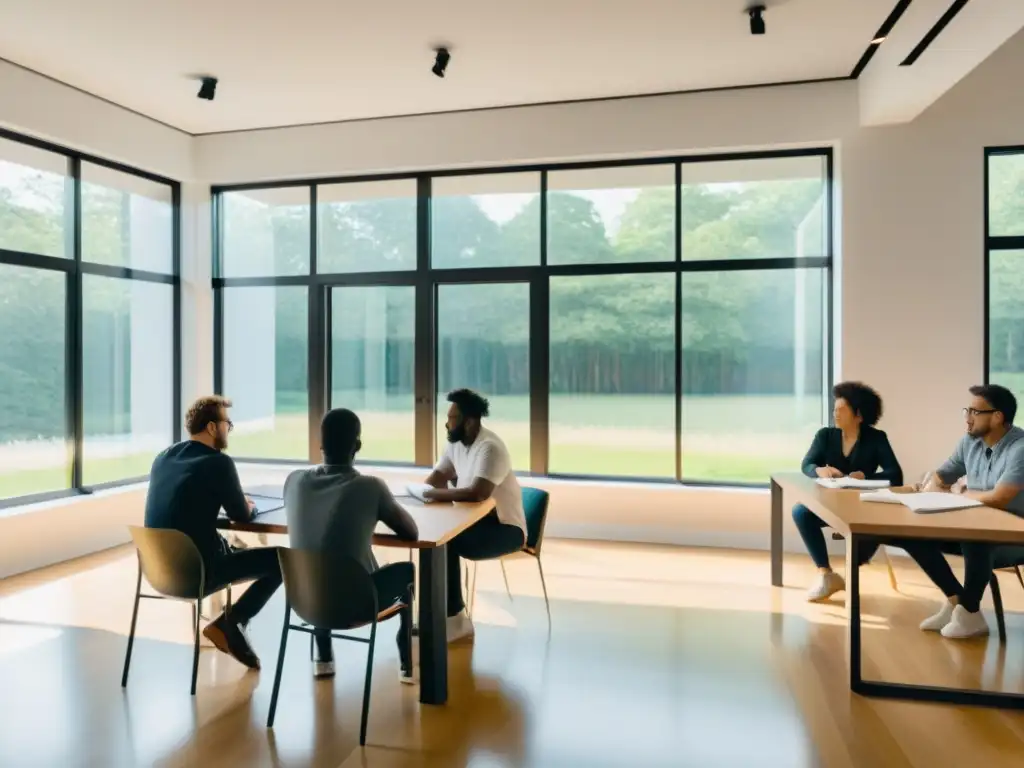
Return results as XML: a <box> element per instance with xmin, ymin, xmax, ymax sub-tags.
<box><xmin>963</xmin><ymin>407</ymin><xmax>996</xmax><ymax>417</ymax></box>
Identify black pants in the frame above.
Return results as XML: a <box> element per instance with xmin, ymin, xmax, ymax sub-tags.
<box><xmin>446</xmin><ymin>510</ymin><xmax>526</xmax><ymax>617</ymax></box>
<box><xmin>792</xmin><ymin>503</ymin><xmax>880</xmax><ymax>570</ymax></box>
<box><xmin>314</xmin><ymin>561</ymin><xmax>415</xmax><ymax>671</ymax></box>
<box><xmin>900</xmin><ymin>540</ymin><xmax>993</xmax><ymax>613</ymax></box>
<box><xmin>206</xmin><ymin>546</ymin><xmax>283</xmax><ymax>625</ymax></box>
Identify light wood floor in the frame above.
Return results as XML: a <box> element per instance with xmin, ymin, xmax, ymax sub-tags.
<box><xmin>2</xmin><ymin>540</ymin><xmax>1024</xmax><ymax>767</ymax></box>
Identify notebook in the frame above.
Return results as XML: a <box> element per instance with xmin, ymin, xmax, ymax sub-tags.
<box><xmin>405</xmin><ymin>483</ymin><xmax>436</xmax><ymax>503</ymax></box>
<box><xmin>815</xmin><ymin>477</ymin><xmax>891</xmax><ymax>490</ymax></box>
<box><xmin>859</xmin><ymin>488</ymin><xmax>983</xmax><ymax>513</ymax></box>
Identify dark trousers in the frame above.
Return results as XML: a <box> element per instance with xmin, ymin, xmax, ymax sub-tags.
<box><xmin>446</xmin><ymin>510</ymin><xmax>526</xmax><ymax>617</ymax></box>
<box><xmin>206</xmin><ymin>546</ymin><xmax>283</xmax><ymax>625</ymax></box>
<box><xmin>792</xmin><ymin>503</ymin><xmax>880</xmax><ymax>570</ymax></box>
<box><xmin>314</xmin><ymin>561</ymin><xmax>415</xmax><ymax>671</ymax></box>
<box><xmin>901</xmin><ymin>540</ymin><xmax>994</xmax><ymax>613</ymax></box>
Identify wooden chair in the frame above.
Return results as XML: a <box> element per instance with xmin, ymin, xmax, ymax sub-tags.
<box><xmin>466</xmin><ymin>487</ymin><xmax>552</xmax><ymax>623</ymax></box>
<box><xmin>266</xmin><ymin>550</ymin><xmax>412</xmax><ymax>745</ymax></box>
<box><xmin>121</xmin><ymin>526</ymin><xmax>231</xmax><ymax>696</ymax></box>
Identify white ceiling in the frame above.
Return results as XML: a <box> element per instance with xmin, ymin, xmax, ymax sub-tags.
<box><xmin>0</xmin><ymin>0</ymin><xmax>900</xmax><ymax>134</ymax></box>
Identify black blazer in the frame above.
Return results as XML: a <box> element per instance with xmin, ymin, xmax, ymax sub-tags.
<box><xmin>800</xmin><ymin>426</ymin><xmax>903</xmax><ymax>485</ymax></box>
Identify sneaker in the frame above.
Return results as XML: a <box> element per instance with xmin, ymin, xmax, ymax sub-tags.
<box><xmin>919</xmin><ymin>600</ymin><xmax>956</xmax><ymax>631</ymax></box>
<box><xmin>940</xmin><ymin>604</ymin><xmax>990</xmax><ymax>639</ymax></box>
<box><xmin>446</xmin><ymin>610</ymin><xmax>475</xmax><ymax>644</ymax></box>
<box><xmin>202</xmin><ymin>615</ymin><xmax>261</xmax><ymax>670</ymax></box>
<box><xmin>313</xmin><ymin>660</ymin><xmax>335</xmax><ymax>679</ymax></box>
<box><xmin>807</xmin><ymin>571</ymin><xmax>846</xmax><ymax>602</ymax></box>
<box><xmin>399</xmin><ymin>664</ymin><xmax>418</xmax><ymax>685</ymax></box>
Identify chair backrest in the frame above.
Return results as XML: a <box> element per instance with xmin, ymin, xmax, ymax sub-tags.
<box><xmin>521</xmin><ymin>487</ymin><xmax>551</xmax><ymax>555</ymax></box>
<box><xmin>127</xmin><ymin>525</ymin><xmax>205</xmax><ymax>599</ymax></box>
<box><xmin>277</xmin><ymin>548</ymin><xmax>380</xmax><ymax>630</ymax></box>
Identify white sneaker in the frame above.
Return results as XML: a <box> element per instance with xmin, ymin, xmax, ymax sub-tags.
<box><xmin>446</xmin><ymin>611</ymin><xmax>475</xmax><ymax>644</ymax></box>
<box><xmin>807</xmin><ymin>571</ymin><xmax>846</xmax><ymax>602</ymax></box>
<box><xmin>919</xmin><ymin>600</ymin><xmax>956</xmax><ymax>631</ymax></box>
<box><xmin>399</xmin><ymin>664</ymin><xmax>418</xmax><ymax>685</ymax></box>
<box><xmin>940</xmin><ymin>604</ymin><xmax>989</xmax><ymax>639</ymax></box>
<box><xmin>313</xmin><ymin>661</ymin><xmax>335</xmax><ymax>679</ymax></box>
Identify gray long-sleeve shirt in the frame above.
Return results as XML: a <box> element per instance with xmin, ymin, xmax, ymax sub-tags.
<box><xmin>283</xmin><ymin>465</ymin><xmax>418</xmax><ymax>573</ymax></box>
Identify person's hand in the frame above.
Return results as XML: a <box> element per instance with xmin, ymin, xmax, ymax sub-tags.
<box><xmin>849</xmin><ymin>471</ymin><xmax>866</xmax><ymax>480</ymax></box>
<box><xmin>951</xmin><ymin>476</ymin><xmax>968</xmax><ymax>495</ymax></box>
<box><xmin>245</xmin><ymin>495</ymin><xmax>256</xmax><ymax>512</ymax></box>
<box><xmin>816</xmin><ymin>466</ymin><xmax>843</xmax><ymax>479</ymax></box>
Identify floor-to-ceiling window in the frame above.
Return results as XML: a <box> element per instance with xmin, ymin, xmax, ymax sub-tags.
<box><xmin>0</xmin><ymin>132</ymin><xmax>180</xmax><ymax>505</ymax></box>
<box><xmin>986</xmin><ymin>148</ymin><xmax>1024</xmax><ymax>390</ymax></box>
<box><xmin>213</xmin><ymin>150</ymin><xmax>831</xmax><ymax>485</ymax></box>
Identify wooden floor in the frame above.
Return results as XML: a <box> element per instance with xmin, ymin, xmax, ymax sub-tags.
<box><xmin>2</xmin><ymin>541</ymin><xmax>1024</xmax><ymax>768</ymax></box>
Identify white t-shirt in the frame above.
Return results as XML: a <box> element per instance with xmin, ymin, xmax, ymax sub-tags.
<box><xmin>435</xmin><ymin>426</ymin><xmax>526</xmax><ymax>539</ymax></box>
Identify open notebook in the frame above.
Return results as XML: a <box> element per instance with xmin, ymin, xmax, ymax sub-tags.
<box><xmin>859</xmin><ymin>488</ymin><xmax>983</xmax><ymax>513</ymax></box>
<box><xmin>815</xmin><ymin>477</ymin><xmax>890</xmax><ymax>489</ymax></box>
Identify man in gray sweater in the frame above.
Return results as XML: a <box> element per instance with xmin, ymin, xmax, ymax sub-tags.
<box><xmin>284</xmin><ymin>409</ymin><xmax>418</xmax><ymax>681</ymax></box>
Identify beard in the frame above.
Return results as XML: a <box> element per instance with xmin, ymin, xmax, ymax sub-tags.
<box><xmin>447</xmin><ymin>423</ymin><xmax>466</xmax><ymax>443</ymax></box>
<box><xmin>214</xmin><ymin>432</ymin><xmax>228</xmax><ymax>451</ymax></box>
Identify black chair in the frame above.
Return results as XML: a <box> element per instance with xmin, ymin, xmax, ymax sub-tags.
<box><xmin>121</xmin><ymin>526</ymin><xmax>232</xmax><ymax>696</ymax></box>
<box><xmin>989</xmin><ymin>553</ymin><xmax>1024</xmax><ymax>643</ymax></box>
<box><xmin>266</xmin><ymin>550</ymin><xmax>411</xmax><ymax>745</ymax></box>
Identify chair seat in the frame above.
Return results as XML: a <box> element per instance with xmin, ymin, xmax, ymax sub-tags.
<box><xmin>299</xmin><ymin>601</ymin><xmax>408</xmax><ymax>632</ymax></box>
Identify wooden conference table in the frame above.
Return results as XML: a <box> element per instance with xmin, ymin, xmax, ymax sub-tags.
<box><xmin>217</xmin><ymin>488</ymin><xmax>493</xmax><ymax>706</ymax></box>
<box><xmin>770</xmin><ymin>472</ymin><xmax>1024</xmax><ymax>709</ymax></box>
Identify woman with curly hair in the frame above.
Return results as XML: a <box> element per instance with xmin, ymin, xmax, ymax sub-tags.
<box><xmin>795</xmin><ymin>381</ymin><xmax>904</xmax><ymax>601</ymax></box>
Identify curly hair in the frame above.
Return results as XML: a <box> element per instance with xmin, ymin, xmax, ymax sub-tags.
<box><xmin>832</xmin><ymin>382</ymin><xmax>883</xmax><ymax>426</ymax></box>
<box><xmin>185</xmin><ymin>395</ymin><xmax>232</xmax><ymax>436</ymax></box>
<box><xmin>447</xmin><ymin>388</ymin><xmax>490</xmax><ymax>420</ymax></box>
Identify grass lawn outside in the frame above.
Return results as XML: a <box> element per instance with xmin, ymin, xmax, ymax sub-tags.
<box><xmin>0</xmin><ymin>394</ymin><xmax>823</xmax><ymax>500</ymax></box>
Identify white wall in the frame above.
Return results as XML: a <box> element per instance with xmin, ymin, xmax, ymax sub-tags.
<box><xmin>3</xmin><ymin>31</ymin><xmax>1024</xmax><ymax>579</ymax></box>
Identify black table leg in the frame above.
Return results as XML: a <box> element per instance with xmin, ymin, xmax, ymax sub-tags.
<box><xmin>770</xmin><ymin>478</ymin><xmax>783</xmax><ymax>587</ymax></box>
<box><xmin>848</xmin><ymin>533</ymin><xmax>863</xmax><ymax>692</ymax></box>
<box><xmin>418</xmin><ymin>545</ymin><xmax>448</xmax><ymax>705</ymax></box>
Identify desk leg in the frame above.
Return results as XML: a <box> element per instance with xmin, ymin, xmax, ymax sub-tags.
<box><xmin>847</xmin><ymin>533</ymin><xmax>863</xmax><ymax>692</ymax></box>
<box><xmin>418</xmin><ymin>545</ymin><xmax>448</xmax><ymax>705</ymax></box>
<box><xmin>770</xmin><ymin>478</ymin><xmax>783</xmax><ymax>587</ymax></box>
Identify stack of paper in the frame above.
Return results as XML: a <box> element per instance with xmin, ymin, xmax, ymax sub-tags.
<box><xmin>815</xmin><ymin>477</ymin><xmax>891</xmax><ymax>489</ymax></box>
<box><xmin>859</xmin><ymin>488</ymin><xmax>983</xmax><ymax>513</ymax></box>
<box><xmin>405</xmin><ymin>483</ymin><xmax>435</xmax><ymax>503</ymax></box>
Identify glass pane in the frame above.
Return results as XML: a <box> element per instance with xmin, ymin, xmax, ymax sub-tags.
<box><xmin>0</xmin><ymin>264</ymin><xmax>67</xmax><ymax>498</ymax></box>
<box><xmin>989</xmin><ymin>153</ymin><xmax>1024</xmax><ymax>237</ymax></box>
<box><xmin>432</xmin><ymin>173</ymin><xmax>540</xmax><ymax>268</ymax></box>
<box><xmin>83</xmin><ymin>277</ymin><xmax>173</xmax><ymax>484</ymax></box>
<box><xmin>548</xmin><ymin>165</ymin><xmax>674</xmax><ymax>265</ymax></box>
<box><xmin>223</xmin><ymin>286</ymin><xmax>309</xmax><ymax>459</ymax></box>
<box><xmin>82</xmin><ymin>163</ymin><xmax>173</xmax><ymax>272</ymax></box>
<box><xmin>318</xmin><ymin>180</ymin><xmax>416</xmax><ymax>273</ymax></box>
<box><xmin>437</xmin><ymin>283</ymin><xmax>529</xmax><ymax>469</ymax></box>
<box><xmin>0</xmin><ymin>136</ymin><xmax>70</xmax><ymax>258</ymax></box>
<box><xmin>331</xmin><ymin>286</ymin><xmax>415</xmax><ymax>463</ymax></box>
<box><xmin>989</xmin><ymin>250</ymin><xmax>1024</xmax><ymax>391</ymax></box>
<box><xmin>681</xmin><ymin>156</ymin><xmax>826</xmax><ymax>261</ymax></box>
<box><xmin>221</xmin><ymin>188</ymin><xmax>310</xmax><ymax>277</ymax></box>
<box><xmin>681</xmin><ymin>269</ymin><xmax>826</xmax><ymax>483</ymax></box>
<box><xmin>549</xmin><ymin>274</ymin><xmax>675</xmax><ymax>476</ymax></box>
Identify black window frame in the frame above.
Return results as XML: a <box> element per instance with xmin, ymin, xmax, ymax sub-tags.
<box><xmin>0</xmin><ymin>127</ymin><xmax>181</xmax><ymax>510</ymax></box>
<box><xmin>212</xmin><ymin>147</ymin><xmax>834</xmax><ymax>489</ymax></box>
<box><xmin>984</xmin><ymin>145</ymin><xmax>1024</xmax><ymax>386</ymax></box>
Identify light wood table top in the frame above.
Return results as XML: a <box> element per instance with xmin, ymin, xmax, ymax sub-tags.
<box><xmin>773</xmin><ymin>472</ymin><xmax>1024</xmax><ymax>544</ymax></box>
<box><xmin>219</xmin><ymin>490</ymin><xmax>493</xmax><ymax>549</ymax></box>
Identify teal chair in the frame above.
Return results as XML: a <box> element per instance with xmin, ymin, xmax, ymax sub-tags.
<box><xmin>466</xmin><ymin>487</ymin><xmax>551</xmax><ymax>623</ymax></box>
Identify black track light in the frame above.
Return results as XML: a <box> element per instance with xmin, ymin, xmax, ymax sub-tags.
<box><xmin>432</xmin><ymin>48</ymin><xmax>450</xmax><ymax>78</ymax></box>
<box><xmin>748</xmin><ymin>5</ymin><xmax>766</xmax><ymax>36</ymax></box>
<box><xmin>197</xmin><ymin>77</ymin><xmax>217</xmax><ymax>101</ymax></box>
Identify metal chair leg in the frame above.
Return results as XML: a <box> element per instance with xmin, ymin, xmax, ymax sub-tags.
<box><xmin>226</xmin><ymin>584</ymin><xmax>232</xmax><ymax>611</ymax></box>
<box><xmin>500</xmin><ymin>559</ymin><xmax>513</xmax><ymax>602</ymax></box>
<box><xmin>991</xmin><ymin>574</ymin><xmax>1007</xmax><ymax>644</ymax></box>
<box><xmin>360</xmin><ymin>620</ymin><xmax>377</xmax><ymax>746</ymax></box>
<box><xmin>121</xmin><ymin>563</ymin><xmax>142</xmax><ymax>688</ymax></box>
<box><xmin>1015</xmin><ymin>565</ymin><xmax>1024</xmax><ymax>592</ymax></box>
<box><xmin>537</xmin><ymin>557</ymin><xmax>551</xmax><ymax>625</ymax></box>
<box><xmin>467</xmin><ymin>561</ymin><xmax>479</xmax><ymax>616</ymax></box>
<box><xmin>881</xmin><ymin>547</ymin><xmax>899</xmax><ymax>593</ymax></box>
<box><xmin>267</xmin><ymin>603</ymin><xmax>292</xmax><ymax>728</ymax></box>
<box><xmin>190</xmin><ymin>600</ymin><xmax>202</xmax><ymax>696</ymax></box>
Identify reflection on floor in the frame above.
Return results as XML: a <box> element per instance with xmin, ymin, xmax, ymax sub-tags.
<box><xmin>1</xmin><ymin>540</ymin><xmax>1023</xmax><ymax>767</ymax></box>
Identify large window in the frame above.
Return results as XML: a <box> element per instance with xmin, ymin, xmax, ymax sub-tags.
<box><xmin>987</xmin><ymin>149</ymin><xmax>1024</xmax><ymax>389</ymax></box>
<box><xmin>214</xmin><ymin>150</ymin><xmax>831</xmax><ymax>484</ymax></box>
<box><xmin>0</xmin><ymin>132</ymin><xmax>179</xmax><ymax>505</ymax></box>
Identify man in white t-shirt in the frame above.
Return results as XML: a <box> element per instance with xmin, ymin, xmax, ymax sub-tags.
<box><xmin>422</xmin><ymin>389</ymin><xmax>526</xmax><ymax>643</ymax></box>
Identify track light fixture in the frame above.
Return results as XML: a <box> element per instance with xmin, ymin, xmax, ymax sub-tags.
<box><xmin>748</xmin><ymin>5</ymin><xmax>766</xmax><ymax>36</ymax></box>
<box><xmin>432</xmin><ymin>47</ymin><xmax>451</xmax><ymax>78</ymax></box>
<box><xmin>197</xmin><ymin>76</ymin><xmax>218</xmax><ymax>101</ymax></box>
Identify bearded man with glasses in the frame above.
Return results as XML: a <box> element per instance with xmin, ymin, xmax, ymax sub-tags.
<box><xmin>901</xmin><ymin>384</ymin><xmax>1024</xmax><ymax>639</ymax></box>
